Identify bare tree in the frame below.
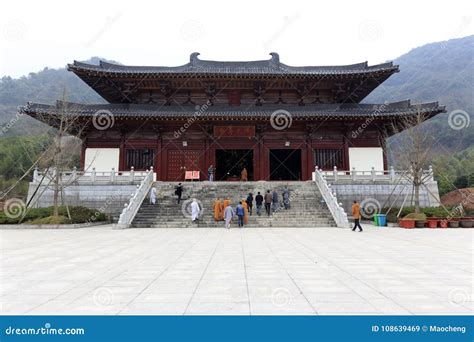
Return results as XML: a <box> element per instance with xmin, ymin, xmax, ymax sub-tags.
<box><xmin>34</xmin><ymin>90</ymin><xmax>87</xmax><ymax>217</ymax></box>
<box><xmin>388</xmin><ymin>108</ymin><xmax>437</xmax><ymax>213</ymax></box>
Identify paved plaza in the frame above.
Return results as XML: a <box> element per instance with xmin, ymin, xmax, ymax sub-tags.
<box><xmin>0</xmin><ymin>225</ymin><xmax>472</xmax><ymax>315</ymax></box>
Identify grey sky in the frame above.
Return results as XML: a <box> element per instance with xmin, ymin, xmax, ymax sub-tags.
<box><xmin>1</xmin><ymin>0</ymin><xmax>473</xmax><ymax>78</ymax></box>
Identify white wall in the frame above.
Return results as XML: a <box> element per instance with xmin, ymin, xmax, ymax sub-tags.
<box><xmin>84</xmin><ymin>148</ymin><xmax>120</xmax><ymax>172</ymax></box>
<box><xmin>348</xmin><ymin>147</ymin><xmax>384</xmax><ymax>170</ymax></box>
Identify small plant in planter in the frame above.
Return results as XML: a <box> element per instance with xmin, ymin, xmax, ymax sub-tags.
<box><xmin>400</xmin><ymin>213</ymin><xmax>427</xmax><ymax>228</ymax></box>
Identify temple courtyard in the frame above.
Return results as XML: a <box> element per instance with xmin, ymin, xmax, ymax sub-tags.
<box><xmin>0</xmin><ymin>225</ymin><xmax>472</xmax><ymax>315</ymax></box>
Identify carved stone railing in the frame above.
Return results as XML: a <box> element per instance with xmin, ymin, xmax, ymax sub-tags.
<box><xmin>313</xmin><ymin>166</ymin><xmax>349</xmax><ymax>228</ymax></box>
<box><xmin>116</xmin><ymin>167</ymin><xmax>154</xmax><ymax>228</ymax></box>
<box><xmin>32</xmin><ymin>166</ymin><xmax>148</xmax><ymax>184</ymax></box>
<box><xmin>318</xmin><ymin>166</ymin><xmax>435</xmax><ymax>183</ymax></box>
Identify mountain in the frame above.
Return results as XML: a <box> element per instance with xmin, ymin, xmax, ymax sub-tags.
<box><xmin>0</xmin><ymin>57</ymin><xmax>112</xmax><ymax>136</ymax></box>
<box><xmin>364</xmin><ymin>35</ymin><xmax>474</xmax><ymax>153</ymax></box>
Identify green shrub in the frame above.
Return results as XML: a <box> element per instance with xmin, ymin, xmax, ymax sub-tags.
<box><xmin>27</xmin><ymin>216</ymin><xmax>69</xmax><ymax>225</ymax></box>
<box><xmin>0</xmin><ymin>206</ymin><xmax>108</xmax><ymax>224</ymax></box>
<box><xmin>381</xmin><ymin>206</ymin><xmax>459</xmax><ymax>223</ymax></box>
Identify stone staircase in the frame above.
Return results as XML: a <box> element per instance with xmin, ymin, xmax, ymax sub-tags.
<box><xmin>130</xmin><ymin>181</ymin><xmax>336</xmax><ymax>228</ymax></box>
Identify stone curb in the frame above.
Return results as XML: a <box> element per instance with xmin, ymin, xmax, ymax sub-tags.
<box><xmin>0</xmin><ymin>221</ymin><xmax>111</xmax><ymax>229</ymax></box>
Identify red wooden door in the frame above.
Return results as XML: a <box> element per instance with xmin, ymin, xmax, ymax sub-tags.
<box><xmin>167</xmin><ymin>150</ymin><xmax>202</xmax><ymax>181</ymax></box>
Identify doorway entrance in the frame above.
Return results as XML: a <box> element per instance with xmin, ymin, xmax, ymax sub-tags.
<box><xmin>269</xmin><ymin>149</ymin><xmax>301</xmax><ymax>180</ymax></box>
<box><xmin>215</xmin><ymin>149</ymin><xmax>253</xmax><ymax>181</ymax></box>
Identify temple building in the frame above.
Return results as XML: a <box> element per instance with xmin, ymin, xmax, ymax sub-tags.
<box><xmin>21</xmin><ymin>53</ymin><xmax>445</xmax><ymax>181</ymax></box>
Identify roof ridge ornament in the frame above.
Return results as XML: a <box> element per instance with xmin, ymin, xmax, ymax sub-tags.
<box><xmin>190</xmin><ymin>52</ymin><xmax>200</xmax><ymax>64</ymax></box>
<box><xmin>269</xmin><ymin>52</ymin><xmax>280</xmax><ymax>68</ymax></box>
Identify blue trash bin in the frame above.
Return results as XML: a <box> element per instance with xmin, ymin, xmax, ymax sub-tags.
<box><xmin>377</xmin><ymin>214</ymin><xmax>387</xmax><ymax>226</ymax></box>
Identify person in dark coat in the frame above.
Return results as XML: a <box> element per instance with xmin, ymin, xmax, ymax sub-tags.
<box><xmin>264</xmin><ymin>190</ymin><xmax>272</xmax><ymax>216</ymax></box>
<box><xmin>175</xmin><ymin>183</ymin><xmax>183</xmax><ymax>204</ymax></box>
<box><xmin>236</xmin><ymin>201</ymin><xmax>245</xmax><ymax>228</ymax></box>
<box><xmin>272</xmin><ymin>190</ymin><xmax>279</xmax><ymax>213</ymax></box>
<box><xmin>282</xmin><ymin>186</ymin><xmax>291</xmax><ymax>209</ymax></box>
<box><xmin>255</xmin><ymin>192</ymin><xmax>264</xmax><ymax>216</ymax></box>
<box><xmin>246</xmin><ymin>193</ymin><xmax>254</xmax><ymax>216</ymax></box>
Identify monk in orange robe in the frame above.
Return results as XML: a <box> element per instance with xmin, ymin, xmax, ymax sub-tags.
<box><xmin>213</xmin><ymin>199</ymin><xmax>222</xmax><ymax>221</ymax></box>
<box><xmin>223</xmin><ymin>198</ymin><xmax>230</xmax><ymax>209</ymax></box>
<box><xmin>218</xmin><ymin>199</ymin><xmax>224</xmax><ymax>221</ymax></box>
<box><xmin>242</xmin><ymin>199</ymin><xmax>249</xmax><ymax>225</ymax></box>
<box><xmin>241</xmin><ymin>167</ymin><xmax>248</xmax><ymax>181</ymax></box>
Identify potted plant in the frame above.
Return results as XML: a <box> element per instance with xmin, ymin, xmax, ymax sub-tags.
<box><xmin>448</xmin><ymin>218</ymin><xmax>460</xmax><ymax>228</ymax></box>
<box><xmin>399</xmin><ymin>213</ymin><xmax>426</xmax><ymax>229</ymax></box>
<box><xmin>459</xmin><ymin>218</ymin><xmax>473</xmax><ymax>228</ymax></box>
<box><xmin>426</xmin><ymin>218</ymin><xmax>438</xmax><ymax>228</ymax></box>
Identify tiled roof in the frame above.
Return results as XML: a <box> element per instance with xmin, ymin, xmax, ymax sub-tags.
<box><xmin>68</xmin><ymin>52</ymin><xmax>399</xmax><ymax>77</ymax></box>
<box><xmin>20</xmin><ymin>100</ymin><xmax>445</xmax><ymax>120</ymax></box>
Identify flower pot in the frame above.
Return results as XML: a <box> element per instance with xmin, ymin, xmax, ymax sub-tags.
<box><xmin>399</xmin><ymin>219</ymin><xmax>415</xmax><ymax>229</ymax></box>
<box><xmin>460</xmin><ymin>220</ymin><xmax>473</xmax><ymax>228</ymax></box>
<box><xmin>415</xmin><ymin>220</ymin><xmax>426</xmax><ymax>228</ymax></box>
<box><xmin>439</xmin><ymin>220</ymin><xmax>448</xmax><ymax>228</ymax></box>
<box><xmin>448</xmin><ymin>221</ymin><xmax>460</xmax><ymax>228</ymax></box>
<box><xmin>427</xmin><ymin>220</ymin><xmax>438</xmax><ymax>228</ymax></box>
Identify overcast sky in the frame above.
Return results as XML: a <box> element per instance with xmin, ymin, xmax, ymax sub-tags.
<box><xmin>1</xmin><ymin>0</ymin><xmax>473</xmax><ymax>78</ymax></box>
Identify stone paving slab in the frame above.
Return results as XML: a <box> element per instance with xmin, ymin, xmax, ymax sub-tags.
<box><xmin>0</xmin><ymin>224</ymin><xmax>472</xmax><ymax>315</ymax></box>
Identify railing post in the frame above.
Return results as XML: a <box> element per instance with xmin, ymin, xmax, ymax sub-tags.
<box><xmin>130</xmin><ymin>166</ymin><xmax>135</xmax><ymax>182</ymax></box>
<box><xmin>33</xmin><ymin>166</ymin><xmax>39</xmax><ymax>182</ymax></box>
<box><xmin>72</xmin><ymin>166</ymin><xmax>77</xmax><ymax>181</ymax></box>
<box><xmin>91</xmin><ymin>167</ymin><xmax>96</xmax><ymax>183</ymax></box>
<box><xmin>428</xmin><ymin>165</ymin><xmax>434</xmax><ymax>182</ymax></box>
<box><xmin>371</xmin><ymin>167</ymin><xmax>376</xmax><ymax>182</ymax></box>
<box><xmin>351</xmin><ymin>167</ymin><xmax>356</xmax><ymax>181</ymax></box>
<box><xmin>111</xmin><ymin>168</ymin><xmax>116</xmax><ymax>182</ymax></box>
<box><xmin>333</xmin><ymin>166</ymin><xmax>338</xmax><ymax>182</ymax></box>
<box><xmin>389</xmin><ymin>166</ymin><xmax>395</xmax><ymax>182</ymax></box>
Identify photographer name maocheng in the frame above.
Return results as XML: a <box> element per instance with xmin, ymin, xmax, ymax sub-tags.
<box><xmin>5</xmin><ymin>326</ymin><xmax>85</xmax><ymax>335</ymax></box>
<box><xmin>430</xmin><ymin>325</ymin><xmax>466</xmax><ymax>334</ymax></box>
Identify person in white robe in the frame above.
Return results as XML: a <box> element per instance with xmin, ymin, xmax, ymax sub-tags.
<box><xmin>191</xmin><ymin>199</ymin><xmax>200</xmax><ymax>223</ymax></box>
<box><xmin>149</xmin><ymin>186</ymin><xmax>157</xmax><ymax>205</ymax></box>
<box><xmin>224</xmin><ymin>205</ymin><xmax>234</xmax><ymax>229</ymax></box>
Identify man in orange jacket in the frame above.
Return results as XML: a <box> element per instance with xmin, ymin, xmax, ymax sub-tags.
<box><xmin>351</xmin><ymin>200</ymin><xmax>363</xmax><ymax>232</ymax></box>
